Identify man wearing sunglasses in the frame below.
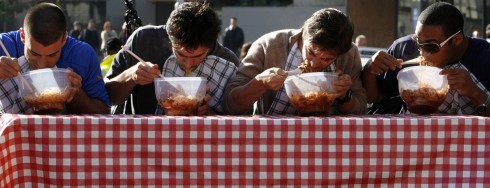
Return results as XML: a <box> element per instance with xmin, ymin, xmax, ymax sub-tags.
<box><xmin>362</xmin><ymin>2</ymin><xmax>490</xmax><ymax>116</ymax></box>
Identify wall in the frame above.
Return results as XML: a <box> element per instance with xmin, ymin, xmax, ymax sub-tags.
<box><xmin>221</xmin><ymin>6</ymin><xmax>345</xmax><ymax>44</ymax></box>
<box><xmin>347</xmin><ymin>0</ymin><xmax>396</xmax><ymax>48</ymax></box>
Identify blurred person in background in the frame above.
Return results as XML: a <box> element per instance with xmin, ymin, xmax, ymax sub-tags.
<box><xmin>472</xmin><ymin>30</ymin><xmax>481</xmax><ymax>38</ymax></box>
<box><xmin>80</xmin><ymin>19</ymin><xmax>100</xmax><ymax>55</ymax></box>
<box><xmin>223</xmin><ymin>17</ymin><xmax>245</xmax><ymax>57</ymax></box>
<box><xmin>100</xmin><ymin>21</ymin><xmax>118</xmax><ymax>52</ymax></box>
<box><xmin>355</xmin><ymin>34</ymin><xmax>368</xmax><ymax>47</ymax></box>
<box><xmin>0</xmin><ymin>3</ymin><xmax>110</xmax><ymax>114</ymax></box>
<box><xmin>100</xmin><ymin>38</ymin><xmax>123</xmax><ymax>77</ymax></box>
<box><xmin>69</xmin><ymin>20</ymin><xmax>82</xmax><ymax>40</ymax></box>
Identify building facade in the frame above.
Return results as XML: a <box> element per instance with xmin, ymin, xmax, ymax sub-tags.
<box><xmin>1</xmin><ymin>0</ymin><xmax>489</xmax><ymax>49</ymax></box>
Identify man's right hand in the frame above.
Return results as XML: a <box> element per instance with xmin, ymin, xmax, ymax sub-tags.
<box><xmin>367</xmin><ymin>51</ymin><xmax>403</xmax><ymax>75</ymax></box>
<box><xmin>129</xmin><ymin>61</ymin><xmax>161</xmax><ymax>85</ymax></box>
<box><xmin>0</xmin><ymin>56</ymin><xmax>19</xmax><ymax>79</ymax></box>
<box><xmin>254</xmin><ymin>67</ymin><xmax>288</xmax><ymax>91</ymax></box>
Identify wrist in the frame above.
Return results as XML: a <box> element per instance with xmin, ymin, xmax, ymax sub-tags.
<box><xmin>337</xmin><ymin>89</ymin><xmax>352</xmax><ymax>104</ymax></box>
<box><xmin>253</xmin><ymin>77</ymin><xmax>269</xmax><ymax>90</ymax></box>
<box><xmin>475</xmin><ymin>94</ymin><xmax>490</xmax><ymax>115</ymax></box>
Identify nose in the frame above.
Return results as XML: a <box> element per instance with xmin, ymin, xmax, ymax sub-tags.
<box><xmin>420</xmin><ymin>50</ymin><xmax>432</xmax><ymax>60</ymax></box>
<box><xmin>308</xmin><ymin>57</ymin><xmax>322</xmax><ymax>68</ymax></box>
<box><xmin>37</xmin><ymin>56</ymin><xmax>49</xmax><ymax>69</ymax></box>
<box><xmin>183</xmin><ymin>59</ymin><xmax>193</xmax><ymax>70</ymax></box>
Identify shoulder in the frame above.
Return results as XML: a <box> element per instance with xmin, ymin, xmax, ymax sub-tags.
<box><xmin>63</xmin><ymin>37</ymin><xmax>95</xmax><ymax>53</ymax></box>
<box><xmin>60</xmin><ymin>37</ymin><xmax>98</xmax><ymax>66</ymax></box>
<box><xmin>468</xmin><ymin>37</ymin><xmax>490</xmax><ymax>49</ymax></box>
<box><xmin>254</xmin><ymin>29</ymin><xmax>298</xmax><ymax>49</ymax></box>
<box><xmin>205</xmin><ymin>55</ymin><xmax>237</xmax><ymax>69</ymax></box>
<box><xmin>392</xmin><ymin>34</ymin><xmax>413</xmax><ymax>44</ymax></box>
<box><xmin>133</xmin><ymin>25</ymin><xmax>167</xmax><ymax>35</ymax></box>
<box><xmin>387</xmin><ymin>34</ymin><xmax>418</xmax><ymax>60</ymax></box>
<box><xmin>129</xmin><ymin>25</ymin><xmax>168</xmax><ymax>43</ymax></box>
<box><xmin>1</xmin><ymin>30</ymin><xmax>20</xmax><ymax>41</ymax></box>
<box><xmin>257</xmin><ymin>29</ymin><xmax>296</xmax><ymax>42</ymax></box>
<box><xmin>465</xmin><ymin>37</ymin><xmax>490</xmax><ymax>59</ymax></box>
<box><xmin>0</xmin><ymin>30</ymin><xmax>22</xmax><ymax>57</ymax></box>
<box><xmin>337</xmin><ymin>45</ymin><xmax>361</xmax><ymax>66</ymax></box>
<box><xmin>212</xmin><ymin>42</ymin><xmax>240</xmax><ymax>65</ymax></box>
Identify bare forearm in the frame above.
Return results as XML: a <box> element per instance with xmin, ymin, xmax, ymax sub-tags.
<box><xmin>362</xmin><ymin>63</ymin><xmax>384</xmax><ymax>103</ymax></box>
<box><xmin>226</xmin><ymin>79</ymin><xmax>268</xmax><ymax>114</ymax></box>
<box><xmin>67</xmin><ymin>90</ymin><xmax>110</xmax><ymax>114</ymax></box>
<box><xmin>104</xmin><ymin>71</ymin><xmax>136</xmax><ymax>105</ymax></box>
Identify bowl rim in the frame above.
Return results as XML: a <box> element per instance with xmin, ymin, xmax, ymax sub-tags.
<box><xmin>285</xmin><ymin>72</ymin><xmax>338</xmax><ymax>82</ymax></box>
<box><xmin>22</xmin><ymin>68</ymin><xmax>69</xmax><ymax>76</ymax></box>
<box><xmin>154</xmin><ymin>76</ymin><xmax>206</xmax><ymax>82</ymax></box>
<box><xmin>396</xmin><ymin>66</ymin><xmax>443</xmax><ymax>79</ymax></box>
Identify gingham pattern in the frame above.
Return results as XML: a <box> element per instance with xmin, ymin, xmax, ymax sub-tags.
<box><xmin>1</xmin><ymin>114</ymin><xmax>489</xmax><ymax>187</ymax></box>
<box><xmin>158</xmin><ymin>55</ymin><xmax>237</xmax><ymax>114</ymax></box>
<box><xmin>0</xmin><ymin>57</ymin><xmax>32</xmax><ymax>114</ymax></box>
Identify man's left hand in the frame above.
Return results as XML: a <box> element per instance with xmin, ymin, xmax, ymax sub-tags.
<box><xmin>440</xmin><ymin>68</ymin><xmax>479</xmax><ymax>97</ymax></box>
<box><xmin>333</xmin><ymin>72</ymin><xmax>352</xmax><ymax>99</ymax></box>
<box><xmin>66</xmin><ymin>68</ymin><xmax>82</xmax><ymax>102</ymax></box>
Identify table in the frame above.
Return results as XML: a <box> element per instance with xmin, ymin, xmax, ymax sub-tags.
<box><xmin>1</xmin><ymin>114</ymin><xmax>489</xmax><ymax>187</ymax></box>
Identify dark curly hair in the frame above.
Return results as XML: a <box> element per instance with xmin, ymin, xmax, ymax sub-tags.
<box><xmin>24</xmin><ymin>3</ymin><xmax>66</xmax><ymax>46</ymax></box>
<box><xmin>302</xmin><ymin>8</ymin><xmax>353</xmax><ymax>56</ymax></box>
<box><xmin>166</xmin><ymin>1</ymin><xmax>221</xmax><ymax>51</ymax></box>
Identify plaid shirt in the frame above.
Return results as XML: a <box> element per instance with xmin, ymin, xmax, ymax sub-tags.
<box><xmin>155</xmin><ymin>55</ymin><xmax>236</xmax><ymax>115</ymax></box>
<box><xmin>0</xmin><ymin>56</ymin><xmax>32</xmax><ymax>114</ymax></box>
<box><xmin>267</xmin><ymin>43</ymin><xmax>336</xmax><ymax>115</ymax></box>
<box><xmin>438</xmin><ymin>63</ymin><xmax>490</xmax><ymax>115</ymax></box>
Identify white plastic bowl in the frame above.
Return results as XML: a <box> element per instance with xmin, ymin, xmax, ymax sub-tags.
<box><xmin>19</xmin><ymin>68</ymin><xmax>71</xmax><ymax>114</ymax></box>
<box><xmin>397</xmin><ymin>66</ymin><xmax>449</xmax><ymax>114</ymax></box>
<box><xmin>154</xmin><ymin>77</ymin><xmax>206</xmax><ymax>116</ymax></box>
<box><xmin>284</xmin><ymin>72</ymin><xmax>338</xmax><ymax>115</ymax></box>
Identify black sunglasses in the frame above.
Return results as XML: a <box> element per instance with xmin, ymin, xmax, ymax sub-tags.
<box><xmin>412</xmin><ymin>30</ymin><xmax>460</xmax><ymax>53</ymax></box>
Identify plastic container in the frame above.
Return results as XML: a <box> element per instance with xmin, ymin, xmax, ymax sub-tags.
<box><xmin>154</xmin><ymin>77</ymin><xmax>206</xmax><ymax>116</ymax></box>
<box><xmin>397</xmin><ymin>66</ymin><xmax>449</xmax><ymax>114</ymax></box>
<box><xmin>284</xmin><ymin>72</ymin><xmax>338</xmax><ymax>115</ymax></box>
<box><xmin>19</xmin><ymin>68</ymin><xmax>71</xmax><ymax>114</ymax></box>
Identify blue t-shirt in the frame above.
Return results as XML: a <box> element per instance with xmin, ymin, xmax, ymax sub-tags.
<box><xmin>0</xmin><ymin>30</ymin><xmax>111</xmax><ymax>107</ymax></box>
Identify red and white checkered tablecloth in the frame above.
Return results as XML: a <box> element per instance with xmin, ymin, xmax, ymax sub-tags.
<box><xmin>1</xmin><ymin>114</ymin><xmax>489</xmax><ymax>187</ymax></box>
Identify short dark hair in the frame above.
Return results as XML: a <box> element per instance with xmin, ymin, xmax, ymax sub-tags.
<box><xmin>302</xmin><ymin>8</ymin><xmax>353</xmax><ymax>56</ymax></box>
<box><xmin>418</xmin><ymin>2</ymin><xmax>464</xmax><ymax>37</ymax></box>
<box><xmin>166</xmin><ymin>1</ymin><xmax>221</xmax><ymax>51</ymax></box>
<box><xmin>24</xmin><ymin>3</ymin><xmax>66</xmax><ymax>46</ymax></box>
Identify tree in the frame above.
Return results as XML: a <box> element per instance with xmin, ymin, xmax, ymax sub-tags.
<box><xmin>0</xmin><ymin>1</ymin><xmax>29</xmax><ymax>32</ymax></box>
